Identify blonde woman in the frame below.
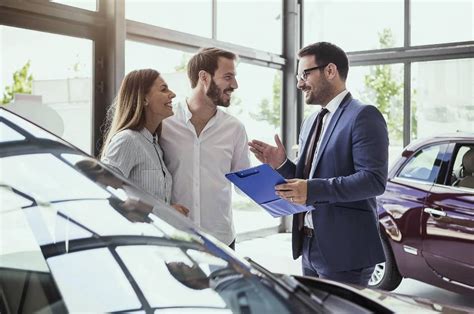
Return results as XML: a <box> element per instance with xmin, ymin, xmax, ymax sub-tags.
<box><xmin>101</xmin><ymin>69</ymin><xmax>188</xmax><ymax>216</ymax></box>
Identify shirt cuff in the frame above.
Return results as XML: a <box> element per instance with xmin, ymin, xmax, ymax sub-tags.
<box><xmin>275</xmin><ymin>158</ymin><xmax>288</xmax><ymax>170</ymax></box>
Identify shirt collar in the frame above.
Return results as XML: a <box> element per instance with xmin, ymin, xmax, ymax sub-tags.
<box><xmin>183</xmin><ymin>99</ymin><xmax>193</xmax><ymax>123</ymax></box>
<box><xmin>139</xmin><ymin>127</ymin><xmax>155</xmax><ymax>143</ymax></box>
<box><xmin>324</xmin><ymin>89</ymin><xmax>348</xmax><ymax>114</ymax></box>
<box><xmin>182</xmin><ymin>98</ymin><xmax>222</xmax><ymax>125</ymax></box>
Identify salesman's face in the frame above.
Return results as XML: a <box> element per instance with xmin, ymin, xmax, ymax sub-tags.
<box><xmin>296</xmin><ymin>55</ymin><xmax>331</xmax><ymax>106</ymax></box>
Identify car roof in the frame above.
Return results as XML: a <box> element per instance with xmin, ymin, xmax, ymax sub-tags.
<box><xmin>404</xmin><ymin>133</ymin><xmax>474</xmax><ymax>152</ymax></box>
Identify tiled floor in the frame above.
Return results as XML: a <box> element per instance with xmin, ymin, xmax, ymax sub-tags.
<box><xmin>235</xmin><ymin>233</ymin><xmax>474</xmax><ymax>310</ymax></box>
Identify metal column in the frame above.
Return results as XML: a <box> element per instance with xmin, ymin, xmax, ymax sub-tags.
<box><xmin>281</xmin><ymin>0</ymin><xmax>300</xmax><ymax>232</ymax></box>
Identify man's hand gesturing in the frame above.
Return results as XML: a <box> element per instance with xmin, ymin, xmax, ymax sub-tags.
<box><xmin>248</xmin><ymin>134</ymin><xmax>287</xmax><ymax>169</ymax></box>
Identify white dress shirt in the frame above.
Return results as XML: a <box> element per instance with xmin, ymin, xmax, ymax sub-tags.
<box><xmin>101</xmin><ymin>128</ymin><xmax>172</xmax><ymax>204</ymax></box>
<box><xmin>160</xmin><ymin>102</ymin><xmax>251</xmax><ymax>245</ymax></box>
<box><xmin>304</xmin><ymin>90</ymin><xmax>349</xmax><ymax>229</ymax></box>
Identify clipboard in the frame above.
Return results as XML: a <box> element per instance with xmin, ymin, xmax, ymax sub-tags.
<box><xmin>225</xmin><ymin>164</ymin><xmax>311</xmax><ymax>217</ymax></box>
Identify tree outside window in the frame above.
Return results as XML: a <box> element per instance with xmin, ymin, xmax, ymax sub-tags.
<box><xmin>2</xmin><ymin>61</ymin><xmax>33</xmax><ymax>105</ymax></box>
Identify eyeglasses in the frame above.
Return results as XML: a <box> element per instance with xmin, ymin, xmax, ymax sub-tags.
<box><xmin>295</xmin><ymin>64</ymin><xmax>329</xmax><ymax>82</ymax></box>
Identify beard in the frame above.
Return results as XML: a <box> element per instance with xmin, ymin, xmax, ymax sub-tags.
<box><xmin>305</xmin><ymin>76</ymin><xmax>332</xmax><ymax>105</ymax></box>
<box><xmin>207</xmin><ymin>79</ymin><xmax>233</xmax><ymax>107</ymax></box>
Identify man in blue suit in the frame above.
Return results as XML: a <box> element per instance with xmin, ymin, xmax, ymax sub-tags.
<box><xmin>249</xmin><ymin>42</ymin><xmax>388</xmax><ymax>286</ymax></box>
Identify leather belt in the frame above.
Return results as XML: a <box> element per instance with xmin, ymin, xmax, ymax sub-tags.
<box><xmin>303</xmin><ymin>227</ymin><xmax>314</xmax><ymax>238</ymax></box>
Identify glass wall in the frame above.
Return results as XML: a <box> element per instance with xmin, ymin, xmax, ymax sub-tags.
<box><xmin>216</xmin><ymin>0</ymin><xmax>282</xmax><ymax>53</ymax></box>
<box><xmin>125</xmin><ymin>41</ymin><xmax>194</xmax><ymax>98</ymax></box>
<box><xmin>126</xmin><ymin>0</ymin><xmax>282</xmax><ymax>54</ymax></box>
<box><xmin>411</xmin><ymin>58</ymin><xmax>474</xmax><ymax>139</ymax></box>
<box><xmin>348</xmin><ymin>64</ymin><xmax>404</xmax><ymax>165</ymax></box>
<box><xmin>0</xmin><ymin>26</ymin><xmax>93</xmax><ymax>153</ymax></box>
<box><xmin>125</xmin><ymin>0</ymin><xmax>212</xmax><ymax>37</ymax></box>
<box><xmin>411</xmin><ymin>0</ymin><xmax>473</xmax><ymax>45</ymax></box>
<box><xmin>301</xmin><ymin>63</ymin><xmax>405</xmax><ymax>166</ymax></box>
<box><xmin>303</xmin><ymin>0</ymin><xmax>473</xmax><ymax>162</ymax></box>
<box><xmin>304</xmin><ymin>0</ymin><xmax>404</xmax><ymax>51</ymax></box>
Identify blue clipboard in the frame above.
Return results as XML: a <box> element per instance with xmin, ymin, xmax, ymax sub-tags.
<box><xmin>225</xmin><ymin>164</ymin><xmax>311</xmax><ymax>217</ymax></box>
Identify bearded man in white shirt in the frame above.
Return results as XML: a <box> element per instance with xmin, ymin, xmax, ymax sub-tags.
<box><xmin>160</xmin><ymin>47</ymin><xmax>251</xmax><ymax>249</ymax></box>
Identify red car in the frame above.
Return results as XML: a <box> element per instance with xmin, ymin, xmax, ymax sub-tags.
<box><xmin>369</xmin><ymin>134</ymin><xmax>474</xmax><ymax>296</ymax></box>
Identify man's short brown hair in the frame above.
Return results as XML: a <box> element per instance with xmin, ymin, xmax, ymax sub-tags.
<box><xmin>187</xmin><ymin>47</ymin><xmax>237</xmax><ymax>88</ymax></box>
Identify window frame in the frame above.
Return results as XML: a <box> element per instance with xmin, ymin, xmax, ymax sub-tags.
<box><xmin>395</xmin><ymin>142</ymin><xmax>448</xmax><ymax>184</ymax></box>
<box><xmin>443</xmin><ymin>141</ymin><xmax>474</xmax><ymax>188</ymax></box>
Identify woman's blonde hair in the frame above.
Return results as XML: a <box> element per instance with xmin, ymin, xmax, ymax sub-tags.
<box><xmin>100</xmin><ymin>69</ymin><xmax>160</xmax><ymax>158</ymax></box>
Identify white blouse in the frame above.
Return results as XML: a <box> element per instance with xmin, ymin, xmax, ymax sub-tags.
<box><xmin>101</xmin><ymin>128</ymin><xmax>172</xmax><ymax>203</ymax></box>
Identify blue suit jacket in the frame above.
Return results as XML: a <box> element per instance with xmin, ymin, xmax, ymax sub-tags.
<box><xmin>278</xmin><ymin>94</ymin><xmax>388</xmax><ymax>271</ymax></box>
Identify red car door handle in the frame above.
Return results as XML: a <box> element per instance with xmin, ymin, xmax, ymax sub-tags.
<box><xmin>424</xmin><ymin>207</ymin><xmax>447</xmax><ymax>217</ymax></box>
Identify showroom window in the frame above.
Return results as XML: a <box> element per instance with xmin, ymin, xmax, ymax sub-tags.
<box><xmin>0</xmin><ymin>26</ymin><xmax>94</xmax><ymax>153</ymax></box>
<box><xmin>301</xmin><ymin>62</ymin><xmax>404</xmax><ymax>165</ymax></box>
<box><xmin>216</xmin><ymin>0</ymin><xmax>282</xmax><ymax>54</ymax></box>
<box><xmin>348</xmin><ymin>64</ymin><xmax>404</xmax><ymax>164</ymax></box>
<box><xmin>303</xmin><ymin>0</ymin><xmax>403</xmax><ymax>51</ymax></box>
<box><xmin>125</xmin><ymin>41</ymin><xmax>194</xmax><ymax>98</ymax></box>
<box><xmin>411</xmin><ymin>58</ymin><xmax>474</xmax><ymax>140</ymax></box>
<box><xmin>126</xmin><ymin>0</ymin><xmax>282</xmax><ymax>54</ymax></box>
<box><xmin>411</xmin><ymin>0</ymin><xmax>473</xmax><ymax>45</ymax></box>
<box><xmin>125</xmin><ymin>0</ymin><xmax>213</xmax><ymax>38</ymax></box>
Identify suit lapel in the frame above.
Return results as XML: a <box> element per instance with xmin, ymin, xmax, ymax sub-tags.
<box><xmin>310</xmin><ymin>93</ymin><xmax>352</xmax><ymax>178</ymax></box>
